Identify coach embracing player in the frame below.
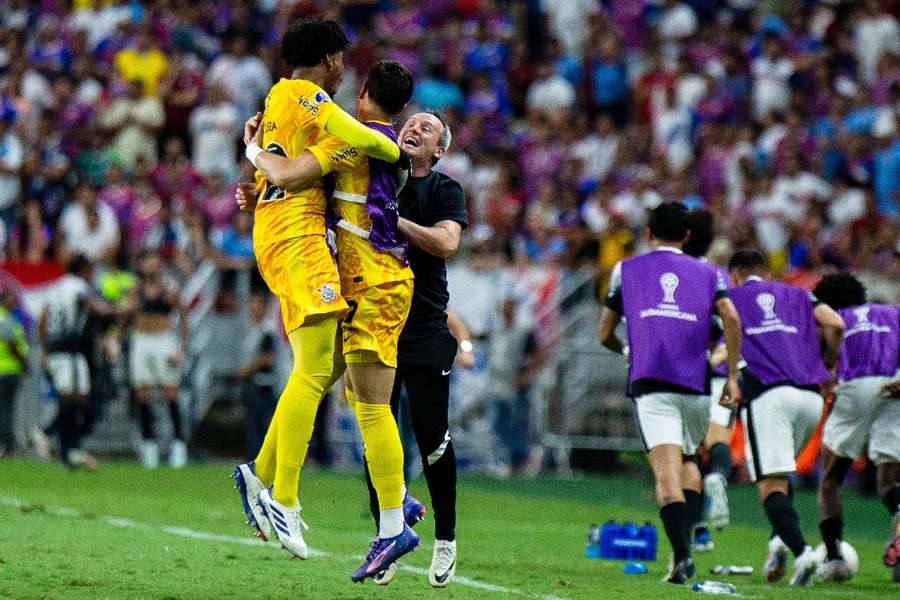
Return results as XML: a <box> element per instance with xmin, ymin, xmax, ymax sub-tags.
<box><xmin>364</xmin><ymin>110</ymin><xmax>468</xmax><ymax>588</ymax></box>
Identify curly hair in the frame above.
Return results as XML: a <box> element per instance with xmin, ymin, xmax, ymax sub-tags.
<box><xmin>812</xmin><ymin>273</ymin><xmax>867</xmax><ymax>309</ymax></box>
<box><xmin>280</xmin><ymin>18</ymin><xmax>350</xmax><ymax>68</ymax></box>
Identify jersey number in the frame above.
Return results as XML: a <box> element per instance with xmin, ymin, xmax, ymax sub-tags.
<box><xmin>261</xmin><ymin>142</ymin><xmax>287</xmax><ymax>201</ymax></box>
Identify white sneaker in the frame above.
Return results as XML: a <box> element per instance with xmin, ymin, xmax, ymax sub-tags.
<box><xmin>789</xmin><ymin>545</ymin><xmax>818</xmax><ymax>587</ymax></box>
<box><xmin>373</xmin><ymin>562</ymin><xmax>398</xmax><ymax>586</ymax></box>
<box><xmin>258</xmin><ymin>488</ymin><xmax>309</xmax><ymax>559</ymax></box>
<box><xmin>703</xmin><ymin>472</ymin><xmax>730</xmax><ymax>529</ymax></box>
<box><xmin>764</xmin><ymin>535</ymin><xmax>789</xmax><ymax>582</ymax></box>
<box><xmin>68</xmin><ymin>449</ymin><xmax>99</xmax><ymax>471</ymax></box>
<box><xmin>169</xmin><ymin>440</ymin><xmax>188</xmax><ymax>469</ymax></box>
<box><xmin>233</xmin><ymin>462</ymin><xmax>272</xmax><ymax>541</ymax></box>
<box><xmin>818</xmin><ymin>558</ymin><xmax>853</xmax><ymax>582</ymax></box>
<box><xmin>140</xmin><ymin>441</ymin><xmax>159</xmax><ymax>469</ymax></box>
<box><xmin>428</xmin><ymin>539</ymin><xmax>457</xmax><ymax>588</ymax></box>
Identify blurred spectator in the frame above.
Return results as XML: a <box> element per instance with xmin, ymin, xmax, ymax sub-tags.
<box><xmin>854</xmin><ymin>0</ymin><xmax>900</xmax><ymax>85</ymax></box>
<box><xmin>70</xmin><ymin>0</ymin><xmax>130</xmax><ymax>52</ymax></box>
<box><xmin>211</xmin><ymin>210</ymin><xmax>254</xmax><ymax>271</ymax></box>
<box><xmin>114</xmin><ymin>28</ymin><xmax>169</xmax><ymax>96</ymax></box>
<box><xmin>101</xmin><ymin>79</ymin><xmax>164</xmax><ymax>170</ymax></box>
<box><xmin>206</xmin><ymin>35</ymin><xmax>271</xmax><ymax>120</ymax></box>
<box><xmin>587</xmin><ymin>35</ymin><xmax>630</xmax><ymax>127</ymax></box>
<box><xmin>412</xmin><ymin>64</ymin><xmax>465</xmax><ymax>113</ymax></box>
<box><xmin>0</xmin><ymin>110</ymin><xmax>23</xmax><ymax>230</ymax></box>
<box><xmin>525</xmin><ymin>61</ymin><xmax>575</xmax><ymax>115</ymax></box>
<box><xmin>0</xmin><ymin>287</ymin><xmax>27</xmax><ymax>456</ymax></box>
<box><xmin>159</xmin><ymin>50</ymin><xmax>204</xmax><ymax>146</ymax></box>
<box><xmin>189</xmin><ymin>83</ymin><xmax>239</xmax><ymax>178</ymax></box>
<box><xmin>58</xmin><ymin>182</ymin><xmax>120</xmax><ymax>265</ymax></box>
<box><xmin>236</xmin><ymin>289</ymin><xmax>277</xmax><ymax>460</ymax></box>
<box><xmin>23</xmin><ymin>111</ymin><xmax>68</xmax><ymax>223</ymax></box>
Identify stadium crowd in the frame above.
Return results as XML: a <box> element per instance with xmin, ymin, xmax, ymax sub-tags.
<box><xmin>0</xmin><ymin>0</ymin><xmax>897</xmax><ymax>464</ymax></box>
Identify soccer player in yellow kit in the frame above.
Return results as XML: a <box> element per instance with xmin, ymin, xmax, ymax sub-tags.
<box><xmin>239</xmin><ymin>60</ymin><xmax>423</xmax><ymax>581</ymax></box>
<box><xmin>231</xmin><ymin>19</ymin><xmax>410</xmax><ymax>570</ymax></box>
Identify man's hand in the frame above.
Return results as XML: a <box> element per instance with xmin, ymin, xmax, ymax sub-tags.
<box><xmin>709</xmin><ymin>343</ymin><xmax>727</xmax><ymax>367</ymax></box>
<box><xmin>244</xmin><ymin>112</ymin><xmax>263</xmax><ymax>145</ymax></box>
<box><xmin>456</xmin><ymin>349</ymin><xmax>475</xmax><ymax>369</ymax></box>
<box><xmin>236</xmin><ymin>182</ymin><xmax>258</xmax><ymax>212</ymax></box>
<box><xmin>719</xmin><ymin>375</ymin><xmax>741</xmax><ymax>409</ymax></box>
<box><xmin>880</xmin><ymin>379</ymin><xmax>900</xmax><ymax>399</ymax></box>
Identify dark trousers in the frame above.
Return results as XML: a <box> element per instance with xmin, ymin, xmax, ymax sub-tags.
<box><xmin>0</xmin><ymin>374</ymin><xmax>21</xmax><ymax>453</ymax></box>
<box><xmin>243</xmin><ymin>383</ymin><xmax>276</xmax><ymax>461</ymax></box>
<box><xmin>58</xmin><ymin>398</ymin><xmax>94</xmax><ymax>466</ymax></box>
<box><xmin>365</xmin><ymin>362</ymin><xmax>457</xmax><ymax>541</ymax></box>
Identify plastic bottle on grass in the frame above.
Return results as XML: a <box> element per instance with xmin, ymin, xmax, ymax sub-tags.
<box><xmin>691</xmin><ymin>580</ymin><xmax>737</xmax><ymax>595</ymax></box>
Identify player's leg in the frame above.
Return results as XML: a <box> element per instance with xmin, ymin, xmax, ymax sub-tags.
<box><xmin>817</xmin><ymin>447</ymin><xmax>854</xmax><ymax>576</ymax></box>
<box><xmin>682</xmin><ymin>393</ymin><xmax>711</xmax><ymax>551</ymax></box>
<box><xmin>869</xmin><ymin>386</ymin><xmax>900</xmax><ymax>577</ymax></box>
<box><xmin>703</xmin><ymin>377</ymin><xmax>733</xmax><ymax>530</ymax></box>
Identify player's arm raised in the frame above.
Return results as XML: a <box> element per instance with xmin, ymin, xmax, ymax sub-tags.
<box><xmin>813</xmin><ymin>302</ymin><xmax>845</xmax><ymax>369</ymax></box>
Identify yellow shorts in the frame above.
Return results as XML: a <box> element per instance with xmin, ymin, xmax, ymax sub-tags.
<box><xmin>255</xmin><ymin>235</ymin><xmax>348</xmax><ymax>333</ymax></box>
<box><xmin>342</xmin><ymin>279</ymin><xmax>413</xmax><ymax>368</ymax></box>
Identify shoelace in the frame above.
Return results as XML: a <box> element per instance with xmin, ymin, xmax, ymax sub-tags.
<box><xmin>365</xmin><ymin>538</ymin><xmax>385</xmax><ymax>561</ymax></box>
<box><xmin>433</xmin><ymin>545</ymin><xmax>454</xmax><ymax>570</ymax></box>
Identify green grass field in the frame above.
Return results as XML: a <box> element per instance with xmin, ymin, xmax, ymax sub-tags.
<box><xmin>1</xmin><ymin>459</ymin><xmax>896</xmax><ymax>599</ymax></box>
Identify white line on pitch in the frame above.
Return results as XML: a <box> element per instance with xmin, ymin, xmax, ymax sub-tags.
<box><xmin>0</xmin><ymin>495</ymin><xmax>566</xmax><ymax>600</ymax></box>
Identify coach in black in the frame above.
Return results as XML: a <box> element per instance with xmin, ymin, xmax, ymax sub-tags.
<box><xmin>365</xmin><ymin>111</ymin><xmax>467</xmax><ymax>588</ymax></box>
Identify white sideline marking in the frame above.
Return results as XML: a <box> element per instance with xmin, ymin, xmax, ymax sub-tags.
<box><xmin>1</xmin><ymin>495</ymin><xmax>566</xmax><ymax>600</ymax></box>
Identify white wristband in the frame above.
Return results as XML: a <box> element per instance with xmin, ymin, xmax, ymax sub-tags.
<box><xmin>245</xmin><ymin>143</ymin><xmax>263</xmax><ymax>167</ymax></box>
<box><xmin>459</xmin><ymin>339</ymin><xmax>473</xmax><ymax>353</ymax></box>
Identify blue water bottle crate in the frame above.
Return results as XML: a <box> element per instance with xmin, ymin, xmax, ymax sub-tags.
<box><xmin>586</xmin><ymin>520</ymin><xmax>656</xmax><ymax>561</ymax></box>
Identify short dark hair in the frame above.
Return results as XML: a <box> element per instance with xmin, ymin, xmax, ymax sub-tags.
<box><xmin>648</xmin><ymin>202</ymin><xmax>689</xmax><ymax>243</ymax></box>
<box><xmin>67</xmin><ymin>254</ymin><xmax>91</xmax><ymax>276</ymax></box>
<box><xmin>813</xmin><ymin>273</ymin><xmax>867</xmax><ymax>309</ymax></box>
<box><xmin>683</xmin><ymin>208</ymin><xmax>714</xmax><ymax>258</ymax></box>
<box><xmin>281</xmin><ymin>18</ymin><xmax>350</xmax><ymax>68</ymax></box>
<box><xmin>364</xmin><ymin>60</ymin><xmax>413</xmax><ymax>116</ymax></box>
<box><xmin>728</xmin><ymin>248</ymin><xmax>767</xmax><ymax>272</ymax></box>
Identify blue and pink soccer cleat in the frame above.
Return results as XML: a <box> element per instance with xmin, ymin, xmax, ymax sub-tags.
<box><xmin>403</xmin><ymin>493</ymin><xmax>426</xmax><ymax>527</ymax></box>
<box><xmin>351</xmin><ymin>524</ymin><xmax>420</xmax><ymax>582</ymax></box>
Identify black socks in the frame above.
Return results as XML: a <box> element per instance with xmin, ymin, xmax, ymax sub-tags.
<box><xmin>819</xmin><ymin>516</ymin><xmax>843</xmax><ymax>560</ymax></box>
<box><xmin>764</xmin><ymin>492</ymin><xmax>806</xmax><ymax>557</ymax></box>
<box><xmin>708</xmin><ymin>442</ymin><xmax>731</xmax><ymax>480</ymax></box>
<box><xmin>883</xmin><ymin>485</ymin><xmax>900</xmax><ymax>517</ymax></box>
<box><xmin>660</xmin><ymin>502</ymin><xmax>691</xmax><ymax>562</ymax></box>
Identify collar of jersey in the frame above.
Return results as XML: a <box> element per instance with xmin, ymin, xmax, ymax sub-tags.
<box><xmin>655</xmin><ymin>246</ymin><xmax>683</xmax><ymax>254</ymax></box>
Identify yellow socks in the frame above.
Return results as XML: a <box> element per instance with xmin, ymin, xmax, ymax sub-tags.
<box><xmin>353</xmin><ymin>400</ymin><xmax>405</xmax><ymax>512</ymax></box>
<box><xmin>262</xmin><ymin>316</ymin><xmax>338</xmax><ymax>508</ymax></box>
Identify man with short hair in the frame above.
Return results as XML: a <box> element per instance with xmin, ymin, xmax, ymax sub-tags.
<box><xmin>727</xmin><ymin>249</ymin><xmax>845</xmax><ymax>587</ymax></box>
<box><xmin>812</xmin><ymin>272</ymin><xmax>900</xmax><ymax>582</ymax></box>
<box><xmin>598</xmin><ymin>202</ymin><xmax>742</xmax><ymax>584</ymax></box>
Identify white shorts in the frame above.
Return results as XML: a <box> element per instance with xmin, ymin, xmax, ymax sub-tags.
<box><xmin>46</xmin><ymin>352</ymin><xmax>90</xmax><ymax>397</ymax></box>
<box><xmin>741</xmin><ymin>386</ymin><xmax>824</xmax><ymax>481</ymax></box>
<box><xmin>823</xmin><ymin>374</ymin><xmax>900</xmax><ymax>465</ymax></box>
<box><xmin>130</xmin><ymin>331</ymin><xmax>181</xmax><ymax>388</ymax></box>
<box><xmin>635</xmin><ymin>392</ymin><xmax>709</xmax><ymax>455</ymax></box>
<box><xmin>706</xmin><ymin>377</ymin><xmax>734</xmax><ymax>429</ymax></box>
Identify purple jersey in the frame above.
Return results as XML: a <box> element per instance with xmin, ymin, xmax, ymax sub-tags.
<box><xmin>730</xmin><ymin>279</ymin><xmax>829</xmax><ymax>390</ymax></box>
<box><xmin>362</xmin><ymin>122</ymin><xmax>408</xmax><ymax>260</ymax></box>
<box><xmin>617</xmin><ymin>249</ymin><xmax>722</xmax><ymax>394</ymax></box>
<box><xmin>837</xmin><ymin>303</ymin><xmax>899</xmax><ymax>381</ymax></box>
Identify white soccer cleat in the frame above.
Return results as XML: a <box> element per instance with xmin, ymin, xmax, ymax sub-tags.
<box><xmin>789</xmin><ymin>545</ymin><xmax>818</xmax><ymax>587</ymax></box>
<box><xmin>703</xmin><ymin>472</ymin><xmax>730</xmax><ymax>529</ymax></box>
<box><xmin>764</xmin><ymin>535</ymin><xmax>789</xmax><ymax>582</ymax></box>
<box><xmin>169</xmin><ymin>440</ymin><xmax>188</xmax><ymax>469</ymax></box>
<box><xmin>818</xmin><ymin>558</ymin><xmax>853</xmax><ymax>582</ymax></box>
<box><xmin>258</xmin><ymin>488</ymin><xmax>309</xmax><ymax>559</ymax></box>
<box><xmin>140</xmin><ymin>440</ymin><xmax>159</xmax><ymax>469</ymax></box>
<box><xmin>428</xmin><ymin>539</ymin><xmax>457</xmax><ymax>588</ymax></box>
<box><xmin>373</xmin><ymin>562</ymin><xmax>398</xmax><ymax>586</ymax></box>
<box><xmin>233</xmin><ymin>462</ymin><xmax>272</xmax><ymax>541</ymax></box>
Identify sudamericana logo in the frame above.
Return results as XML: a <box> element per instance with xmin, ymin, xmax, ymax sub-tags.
<box><xmin>660</xmin><ymin>272</ymin><xmax>679</xmax><ymax>304</ymax></box>
<box><xmin>853</xmin><ymin>305</ymin><xmax>870</xmax><ymax>324</ymax></box>
<box><xmin>756</xmin><ymin>293</ymin><xmax>777</xmax><ymax>321</ymax></box>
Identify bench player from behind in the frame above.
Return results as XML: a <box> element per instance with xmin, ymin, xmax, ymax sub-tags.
<box><xmin>812</xmin><ymin>273</ymin><xmax>900</xmax><ymax>582</ymax></box>
<box><xmin>727</xmin><ymin>249</ymin><xmax>845</xmax><ymax>587</ymax></box>
<box><xmin>240</xmin><ymin>60</ymin><xmax>423</xmax><ymax>582</ymax></box>
<box><xmin>598</xmin><ymin>202</ymin><xmax>742</xmax><ymax>584</ymax></box>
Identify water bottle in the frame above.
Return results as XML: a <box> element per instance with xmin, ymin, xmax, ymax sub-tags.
<box><xmin>622</xmin><ymin>562</ymin><xmax>647</xmax><ymax>575</ymax></box>
<box><xmin>711</xmin><ymin>565</ymin><xmax>753</xmax><ymax>576</ymax></box>
<box><xmin>585</xmin><ymin>524</ymin><xmax>602</xmax><ymax>559</ymax></box>
<box><xmin>691</xmin><ymin>581</ymin><xmax>737</xmax><ymax>595</ymax></box>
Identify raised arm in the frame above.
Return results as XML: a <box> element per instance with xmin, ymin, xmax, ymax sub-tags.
<box><xmin>253</xmin><ymin>150</ymin><xmax>323</xmax><ymax>191</ymax></box>
<box><xmin>321</xmin><ymin>107</ymin><xmax>399</xmax><ymax>163</ymax></box>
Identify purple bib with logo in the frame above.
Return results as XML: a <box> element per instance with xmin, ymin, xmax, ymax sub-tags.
<box><xmin>730</xmin><ymin>280</ymin><xmax>829</xmax><ymax>387</ymax></box>
<box><xmin>362</xmin><ymin>122</ymin><xmax>408</xmax><ymax>261</ymax></box>
<box><xmin>621</xmin><ymin>251</ymin><xmax>718</xmax><ymax>393</ymax></box>
<box><xmin>837</xmin><ymin>303</ymin><xmax>899</xmax><ymax>381</ymax></box>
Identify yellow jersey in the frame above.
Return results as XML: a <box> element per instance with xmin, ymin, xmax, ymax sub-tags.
<box><xmin>252</xmin><ymin>78</ymin><xmax>339</xmax><ymax>247</ymax></box>
<box><xmin>310</xmin><ymin>123</ymin><xmax>414</xmax><ymax>295</ymax></box>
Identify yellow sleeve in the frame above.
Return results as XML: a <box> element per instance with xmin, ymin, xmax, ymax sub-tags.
<box><xmin>308</xmin><ymin>134</ymin><xmax>365</xmax><ymax>176</ymax></box>
<box><xmin>321</xmin><ymin>107</ymin><xmax>400</xmax><ymax>163</ymax></box>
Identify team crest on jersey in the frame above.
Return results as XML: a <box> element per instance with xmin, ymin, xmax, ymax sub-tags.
<box><xmin>659</xmin><ymin>272</ymin><xmax>679</xmax><ymax>304</ymax></box>
<box><xmin>318</xmin><ymin>284</ymin><xmax>338</xmax><ymax>304</ymax></box>
<box><xmin>853</xmin><ymin>306</ymin><xmax>870</xmax><ymax>324</ymax></box>
<box><xmin>756</xmin><ymin>293</ymin><xmax>777</xmax><ymax>320</ymax></box>
<box><xmin>314</xmin><ymin>91</ymin><xmax>331</xmax><ymax>104</ymax></box>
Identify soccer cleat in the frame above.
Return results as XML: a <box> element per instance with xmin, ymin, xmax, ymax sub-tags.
<box><xmin>169</xmin><ymin>440</ymin><xmax>188</xmax><ymax>469</ymax></box>
<box><xmin>373</xmin><ymin>562</ymin><xmax>397</xmax><ymax>586</ymax></box>
<box><xmin>818</xmin><ymin>558</ymin><xmax>853</xmax><ymax>582</ymax></box>
<box><xmin>428</xmin><ymin>539</ymin><xmax>457</xmax><ymax>587</ymax></box>
<box><xmin>703</xmin><ymin>472</ymin><xmax>730</xmax><ymax>529</ymax></box>
<box><xmin>258</xmin><ymin>488</ymin><xmax>309</xmax><ymax>559</ymax></box>
<box><xmin>403</xmin><ymin>493</ymin><xmax>426</xmax><ymax>527</ymax></box>
<box><xmin>662</xmin><ymin>557</ymin><xmax>696</xmax><ymax>584</ymax></box>
<box><xmin>139</xmin><ymin>440</ymin><xmax>159</xmax><ymax>469</ymax></box>
<box><xmin>232</xmin><ymin>462</ymin><xmax>271</xmax><ymax>541</ymax></box>
<box><xmin>789</xmin><ymin>546</ymin><xmax>818</xmax><ymax>587</ymax></box>
<box><xmin>885</xmin><ymin>512</ymin><xmax>900</xmax><ymax>570</ymax></box>
<box><xmin>764</xmin><ymin>535</ymin><xmax>789</xmax><ymax>582</ymax></box>
<box><xmin>351</xmin><ymin>524</ymin><xmax>419</xmax><ymax>583</ymax></box>
<box><xmin>692</xmin><ymin>525</ymin><xmax>714</xmax><ymax>553</ymax></box>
